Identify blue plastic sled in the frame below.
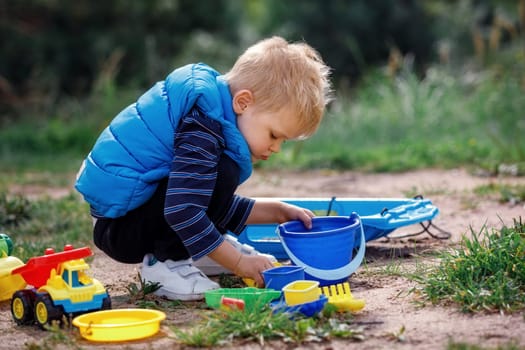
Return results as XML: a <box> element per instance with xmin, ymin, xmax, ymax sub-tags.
<box><xmin>233</xmin><ymin>197</ymin><xmax>441</xmax><ymax>260</ymax></box>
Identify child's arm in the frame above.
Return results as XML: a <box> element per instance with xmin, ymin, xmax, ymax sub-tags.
<box><xmin>208</xmin><ymin>199</ymin><xmax>314</xmax><ymax>286</ymax></box>
<box><xmin>206</xmin><ymin>200</ymin><xmax>314</xmax><ymax>286</ymax></box>
<box><xmin>207</xmin><ymin>241</ymin><xmax>273</xmax><ymax>286</ymax></box>
<box><xmin>245</xmin><ymin>199</ymin><xmax>314</xmax><ymax>229</ymax></box>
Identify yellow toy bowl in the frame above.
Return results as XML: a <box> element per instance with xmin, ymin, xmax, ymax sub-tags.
<box><xmin>73</xmin><ymin>309</ymin><xmax>166</xmax><ymax>342</ymax></box>
<box><xmin>282</xmin><ymin>280</ymin><xmax>320</xmax><ymax>306</ymax></box>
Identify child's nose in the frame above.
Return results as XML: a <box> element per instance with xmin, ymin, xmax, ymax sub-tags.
<box><xmin>270</xmin><ymin>140</ymin><xmax>283</xmax><ymax>153</ymax></box>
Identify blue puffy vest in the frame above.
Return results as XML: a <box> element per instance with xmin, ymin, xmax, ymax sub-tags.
<box><xmin>75</xmin><ymin>63</ymin><xmax>252</xmax><ymax>218</ymax></box>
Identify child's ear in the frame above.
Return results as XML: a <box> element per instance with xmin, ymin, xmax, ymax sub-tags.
<box><xmin>232</xmin><ymin>89</ymin><xmax>254</xmax><ymax>114</ymax></box>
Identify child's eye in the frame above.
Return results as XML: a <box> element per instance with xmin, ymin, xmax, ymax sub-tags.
<box><xmin>270</xmin><ymin>133</ymin><xmax>278</xmax><ymax>140</ymax></box>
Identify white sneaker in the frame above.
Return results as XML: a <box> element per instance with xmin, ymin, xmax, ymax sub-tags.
<box><xmin>140</xmin><ymin>254</ymin><xmax>219</xmax><ymax>301</ymax></box>
<box><xmin>193</xmin><ymin>234</ymin><xmax>277</xmax><ymax>276</ymax></box>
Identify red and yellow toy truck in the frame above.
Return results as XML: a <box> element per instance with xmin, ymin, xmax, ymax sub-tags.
<box><xmin>10</xmin><ymin>244</ymin><xmax>111</xmax><ymax>329</ymax></box>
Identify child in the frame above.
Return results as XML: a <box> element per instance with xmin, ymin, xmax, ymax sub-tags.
<box><xmin>75</xmin><ymin>36</ymin><xmax>332</xmax><ymax>301</ymax></box>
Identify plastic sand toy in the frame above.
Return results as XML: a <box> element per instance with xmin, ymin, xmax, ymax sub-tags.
<box><xmin>0</xmin><ymin>233</ymin><xmax>14</xmax><ymax>257</ymax></box>
<box><xmin>278</xmin><ymin>214</ymin><xmax>365</xmax><ymax>286</ymax></box>
<box><xmin>282</xmin><ymin>280</ymin><xmax>320</xmax><ymax>306</ymax></box>
<box><xmin>205</xmin><ymin>287</ymin><xmax>281</xmax><ymax>311</ymax></box>
<box><xmin>10</xmin><ymin>245</ymin><xmax>111</xmax><ymax>329</ymax></box>
<box><xmin>270</xmin><ymin>294</ymin><xmax>328</xmax><ymax>318</ymax></box>
<box><xmin>236</xmin><ymin>197</ymin><xmax>442</xmax><ymax>259</ymax></box>
<box><xmin>320</xmin><ymin>282</ymin><xmax>365</xmax><ymax>312</ymax></box>
<box><xmin>243</xmin><ymin>261</ymin><xmax>282</xmax><ymax>287</ymax></box>
<box><xmin>73</xmin><ymin>309</ymin><xmax>166</xmax><ymax>342</ymax></box>
<box><xmin>220</xmin><ymin>296</ymin><xmax>246</xmax><ymax>311</ymax></box>
<box><xmin>0</xmin><ymin>255</ymin><xmax>26</xmax><ymax>301</ymax></box>
<box><xmin>262</xmin><ymin>265</ymin><xmax>305</xmax><ymax>290</ymax></box>
<box><xmin>0</xmin><ymin>234</ymin><xmax>26</xmax><ymax>301</ymax></box>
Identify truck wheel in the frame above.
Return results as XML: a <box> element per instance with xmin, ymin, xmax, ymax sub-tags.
<box><xmin>11</xmin><ymin>290</ymin><xmax>36</xmax><ymax>325</ymax></box>
<box><xmin>101</xmin><ymin>294</ymin><xmax>112</xmax><ymax>310</ymax></box>
<box><xmin>34</xmin><ymin>293</ymin><xmax>63</xmax><ymax>330</ymax></box>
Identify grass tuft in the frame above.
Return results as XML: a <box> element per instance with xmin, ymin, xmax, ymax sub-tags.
<box><xmin>171</xmin><ymin>304</ymin><xmax>364</xmax><ymax>347</ymax></box>
<box><xmin>419</xmin><ymin>218</ymin><xmax>525</xmax><ymax>312</ymax></box>
<box><xmin>474</xmin><ymin>183</ymin><xmax>525</xmax><ymax>205</ymax></box>
<box><xmin>0</xmin><ymin>192</ymin><xmax>32</xmax><ymax>227</ymax></box>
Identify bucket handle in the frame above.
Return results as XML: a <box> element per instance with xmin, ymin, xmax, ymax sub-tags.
<box><xmin>277</xmin><ymin>213</ymin><xmax>366</xmax><ymax>281</ymax></box>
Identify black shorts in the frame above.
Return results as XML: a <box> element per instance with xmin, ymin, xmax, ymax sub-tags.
<box><xmin>93</xmin><ymin>153</ymin><xmax>239</xmax><ymax>264</ymax></box>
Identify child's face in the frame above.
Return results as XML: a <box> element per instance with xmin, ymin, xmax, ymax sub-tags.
<box><xmin>236</xmin><ymin>104</ymin><xmax>302</xmax><ymax>163</ymax></box>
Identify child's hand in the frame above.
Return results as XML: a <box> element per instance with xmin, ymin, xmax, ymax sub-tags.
<box><xmin>235</xmin><ymin>255</ymin><xmax>274</xmax><ymax>287</ymax></box>
<box><xmin>248</xmin><ymin>200</ymin><xmax>315</xmax><ymax>229</ymax></box>
<box><xmin>278</xmin><ymin>202</ymin><xmax>314</xmax><ymax>229</ymax></box>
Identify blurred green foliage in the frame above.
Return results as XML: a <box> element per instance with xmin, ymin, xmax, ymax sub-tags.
<box><xmin>0</xmin><ymin>0</ymin><xmax>242</xmax><ymax>113</ymax></box>
<box><xmin>0</xmin><ymin>0</ymin><xmax>523</xmax><ymax>174</ymax></box>
<box><xmin>0</xmin><ymin>190</ymin><xmax>92</xmax><ymax>262</ymax></box>
<box><xmin>266</xmin><ymin>56</ymin><xmax>525</xmax><ymax>173</ymax></box>
<box><xmin>0</xmin><ymin>0</ymin><xmax>468</xmax><ymax>116</ymax></box>
<box><xmin>258</xmin><ymin>0</ymin><xmax>435</xmax><ymax>84</ymax></box>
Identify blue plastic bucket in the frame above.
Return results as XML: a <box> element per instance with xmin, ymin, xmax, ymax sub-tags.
<box><xmin>277</xmin><ymin>213</ymin><xmax>366</xmax><ymax>286</ymax></box>
<box><xmin>262</xmin><ymin>266</ymin><xmax>305</xmax><ymax>290</ymax></box>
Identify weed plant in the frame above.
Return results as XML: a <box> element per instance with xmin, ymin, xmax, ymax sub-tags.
<box><xmin>24</xmin><ymin>322</ymin><xmax>82</xmax><ymax>350</ymax></box>
<box><xmin>0</xmin><ymin>192</ymin><xmax>31</xmax><ymax>227</ymax></box>
<box><xmin>124</xmin><ymin>272</ymin><xmax>188</xmax><ymax>310</ymax></box>
<box><xmin>171</xmin><ymin>303</ymin><xmax>363</xmax><ymax>347</ymax></box>
<box><xmin>419</xmin><ymin>218</ymin><xmax>525</xmax><ymax>313</ymax></box>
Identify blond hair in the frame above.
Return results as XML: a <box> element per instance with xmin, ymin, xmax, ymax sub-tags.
<box><xmin>224</xmin><ymin>36</ymin><xmax>332</xmax><ymax>139</ymax></box>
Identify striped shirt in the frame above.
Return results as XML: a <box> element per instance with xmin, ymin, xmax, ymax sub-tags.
<box><xmin>90</xmin><ymin>108</ymin><xmax>254</xmax><ymax>260</ymax></box>
<box><xmin>164</xmin><ymin>108</ymin><xmax>254</xmax><ymax>259</ymax></box>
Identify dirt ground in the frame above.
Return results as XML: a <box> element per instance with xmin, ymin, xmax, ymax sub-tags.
<box><xmin>1</xmin><ymin>168</ymin><xmax>524</xmax><ymax>349</ymax></box>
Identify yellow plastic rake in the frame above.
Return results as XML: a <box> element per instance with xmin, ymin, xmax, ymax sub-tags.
<box><xmin>319</xmin><ymin>282</ymin><xmax>365</xmax><ymax>312</ymax></box>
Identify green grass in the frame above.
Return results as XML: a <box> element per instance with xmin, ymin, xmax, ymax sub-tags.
<box><xmin>447</xmin><ymin>341</ymin><xmax>524</xmax><ymax>350</ymax></box>
<box><xmin>24</xmin><ymin>323</ymin><xmax>83</xmax><ymax>350</ymax></box>
<box><xmin>171</xmin><ymin>303</ymin><xmax>363</xmax><ymax>347</ymax></box>
<box><xmin>0</xmin><ymin>190</ymin><xmax>92</xmax><ymax>261</ymax></box>
<box><xmin>0</xmin><ymin>171</ymin><xmax>74</xmax><ymax>190</ymax></box>
<box><xmin>265</xmin><ymin>62</ymin><xmax>525</xmax><ymax>173</ymax></box>
<box><xmin>0</xmin><ymin>81</ymin><xmax>138</xmax><ymax>173</ymax></box>
<box><xmin>417</xmin><ymin>218</ymin><xmax>525</xmax><ymax>313</ymax></box>
<box><xmin>2</xmin><ymin>186</ymin><xmax>524</xmax><ymax>347</ymax></box>
<box><xmin>474</xmin><ymin>183</ymin><xmax>525</xmax><ymax>205</ymax></box>
<box><xmin>2</xmin><ymin>44</ymin><xmax>524</xmax><ymax>175</ymax></box>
